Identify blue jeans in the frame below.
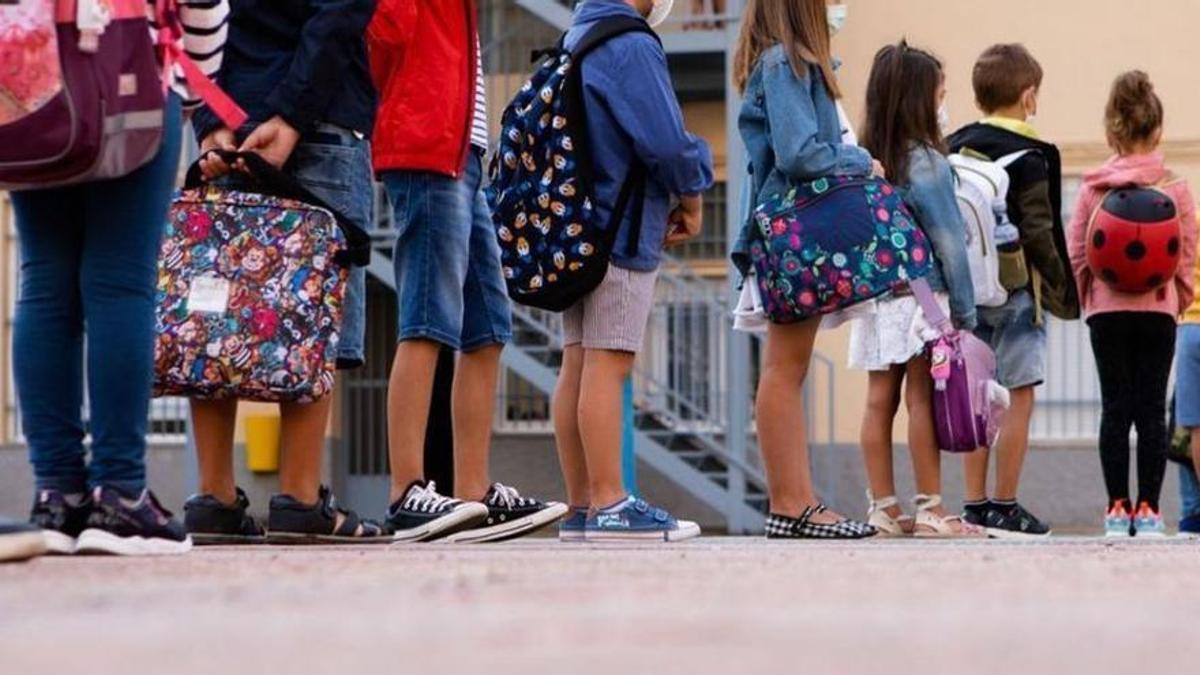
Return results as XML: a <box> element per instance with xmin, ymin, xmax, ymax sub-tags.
<box><xmin>974</xmin><ymin>289</ymin><xmax>1047</xmax><ymax>389</ymax></box>
<box><xmin>1182</xmin><ymin>464</ymin><xmax>1200</xmax><ymax>519</ymax></box>
<box><xmin>382</xmin><ymin>150</ymin><xmax>512</xmax><ymax>351</ymax></box>
<box><xmin>11</xmin><ymin>96</ymin><xmax>183</xmax><ymax>496</ymax></box>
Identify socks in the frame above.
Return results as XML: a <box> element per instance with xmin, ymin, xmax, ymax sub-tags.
<box><xmin>963</xmin><ymin>499</ymin><xmax>990</xmax><ymax>516</ymax></box>
<box><xmin>991</xmin><ymin>498</ymin><xmax>1018</xmax><ymax>514</ymax></box>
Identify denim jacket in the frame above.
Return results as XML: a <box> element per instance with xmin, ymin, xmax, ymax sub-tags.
<box><xmin>733</xmin><ymin>45</ymin><xmax>872</xmax><ymax>276</ymax></box>
<box><xmin>900</xmin><ymin>145</ymin><xmax>977</xmax><ymax>329</ymax></box>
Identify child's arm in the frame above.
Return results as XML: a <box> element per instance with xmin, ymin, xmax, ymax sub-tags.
<box><xmin>907</xmin><ymin>150</ymin><xmax>976</xmax><ymax>330</ymax></box>
<box><xmin>1175</xmin><ymin>183</ymin><xmax>1198</xmax><ymax>316</ymax></box>
<box><xmin>761</xmin><ymin>56</ymin><xmax>871</xmax><ymax>180</ymax></box>
<box><xmin>1065</xmin><ymin>185</ymin><xmax>1096</xmax><ymax>311</ymax></box>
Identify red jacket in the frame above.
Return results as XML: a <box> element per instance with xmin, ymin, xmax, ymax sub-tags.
<box><xmin>368</xmin><ymin>0</ymin><xmax>478</xmax><ymax>177</ymax></box>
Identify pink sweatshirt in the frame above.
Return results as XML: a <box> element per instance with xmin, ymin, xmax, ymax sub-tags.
<box><xmin>1067</xmin><ymin>152</ymin><xmax>1198</xmax><ymax>320</ymax></box>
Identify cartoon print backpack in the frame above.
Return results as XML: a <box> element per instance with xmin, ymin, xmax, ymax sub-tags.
<box><xmin>1086</xmin><ymin>179</ymin><xmax>1182</xmax><ymax>294</ymax></box>
<box><xmin>154</xmin><ymin>152</ymin><xmax>370</xmax><ymax>403</ymax></box>
<box><xmin>0</xmin><ymin>0</ymin><xmax>245</xmax><ymax>190</ymax></box>
<box><xmin>747</xmin><ymin>176</ymin><xmax>934</xmax><ymax>323</ymax></box>
<box><xmin>949</xmin><ymin>150</ymin><xmax>1030</xmax><ymax>307</ymax></box>
<box><xmin>486</xmin><ymin>15</ymin><xmax>658</xmax><ymax>312</ymax></box>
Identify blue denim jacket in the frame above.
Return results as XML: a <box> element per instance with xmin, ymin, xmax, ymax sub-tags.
<box><xmin>900</xmin><ymin>145</ymin><xmax>977</xmax><ymax>330</ymax></box>
<box><xmin>733</xmin><ymin>46</ymin><xmax>872</xmax><ymax>275</ymax></box>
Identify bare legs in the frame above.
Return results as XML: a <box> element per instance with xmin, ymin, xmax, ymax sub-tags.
<box><xmin>965</xmin><ymin>385</ymin><xmax>1034</xmax><ymax>502</ymax></box>
<box><xmin>860</xmin><ymin>367</ymin><xmax>903</xmax><ymax>519</ymax></box>
<box><xmin>387</xmin><ymin>339</ymin><xmax>440</xmax><ymax>502</ymax></box>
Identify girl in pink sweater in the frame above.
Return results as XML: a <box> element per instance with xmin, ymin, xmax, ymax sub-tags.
<box><xmin>1067</xmin><ymin>71</ymin><xmax>1198</xmax><ymax>537</ymax></box>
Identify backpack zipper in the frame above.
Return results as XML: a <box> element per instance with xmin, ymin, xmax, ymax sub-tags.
<box><xmin>956</xmin><ymin>195</ymin><xmax>988</xmax><ymax>257</ymax></box>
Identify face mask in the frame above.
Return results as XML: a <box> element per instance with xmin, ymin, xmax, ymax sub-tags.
<box><xmin>827</xmin><ymin>4</ymin><xmax>849</xmax><ymax>36</ymax></box>
<box><xmin>646</xmin><ymin>0</ymin><xmax>674</xmax><ymax>28</ymax></box>
<box><xmin>937</xmin><ymin>104</ymin><xmax>951</xmax><ymax>135</ymax></box>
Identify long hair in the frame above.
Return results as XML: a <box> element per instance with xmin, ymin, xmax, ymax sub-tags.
<box><xmin>733</xmin><ymin>0</ymin><xmax>840</xmax><ymax>98</ymax></box>
<box><xmin>858</xmin><ymin>41</ymin><xmax>945</xmax><ymax>185</ymax></box>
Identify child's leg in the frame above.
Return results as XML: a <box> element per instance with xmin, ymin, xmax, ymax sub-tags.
<box><xmin>993</xmin><ymin>385</ymin><xmax>1035</xmax><ymax>501</ymax></box>
<box><xmin>452</xmin><ymin>344</ymin><xmax>504</xmax><ymax>501</ymax></box>
<box><xmin>1089</xmin><ymin>314</ymin><xmax>1135</xmax><ymax>507</ymax></box>
<box><xmin>962</xmin><ymin>448</ymin><xmax>990</xmax><ymax>503</ymax></box>
<box><xmin>190</xmin><ymin>399</ymin><xmax>240</xmax><ymax>504</ymax></box>
<box><xmin>553</xmin><ymin>345</ymin><xmax>589</xmax><ymax>507</ymax></box>
<box><xmin>905</xmin><ymin>355</ymin><xmax>956</xmax><ymax>522</ymax></box>
<box><xmin>756</xmin><ymin>318</ymin><xmax>822</xmax><ymax>518</ymax></box>
<box><xmin>1131</xmin><ymin>314</ymin><xmax>1176</xmax><ymax>510</ymax></box>
<box><xmin>277</xmin><ymin>397</ymin><xmax>334</xmax><ymax>504</ymax></box>
<box><xmin>577</xmin><ymin>348</ymin><xmax>637</xmax><ymax>508</ymax></box>
<box><xmin>387</xmin><ymin>340</ymin><xmax>442</xmax><ymax>500</ymax></box>
<box><xmin>860</xmin><ymin>367</ymin><xmax>904</xmax><ymax>514</ymax></box>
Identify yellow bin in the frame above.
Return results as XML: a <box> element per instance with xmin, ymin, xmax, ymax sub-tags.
<box><xmin>244</xmin><ymin>415</ymin><xmax>282</xmax><ymax>473</ymax></box>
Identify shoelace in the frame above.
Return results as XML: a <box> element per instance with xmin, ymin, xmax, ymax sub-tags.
<box><xmin>405</xmin><ymin>481</ymin><xmax>458</xmax><ymax>514</ymax></box>
<box><xmin>487</xmin><ymin>483</ymin><xmax>534</xmax><ymax>509</ymax></box>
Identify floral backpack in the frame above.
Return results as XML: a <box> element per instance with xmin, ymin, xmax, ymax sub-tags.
<box><xmin>486</xmin><ymin>15</ymin><xmax>657</xmax><ymax>311</ymax></box>
<box><xmin>154</xmin><ymin>152</ymin><xmax>370</xmax><ymax>403</ymax></box>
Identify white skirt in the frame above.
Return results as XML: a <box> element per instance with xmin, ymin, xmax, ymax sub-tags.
<box><xmin>847</xmin><ymin>292</ymin><xmax>950</xmax><ymax>371</ymax></box>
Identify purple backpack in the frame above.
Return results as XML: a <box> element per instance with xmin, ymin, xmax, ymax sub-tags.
<box><xmin>911</xmin><ymin>278</ymin><xmax>1009</xmax><ymax>453</ymax></box>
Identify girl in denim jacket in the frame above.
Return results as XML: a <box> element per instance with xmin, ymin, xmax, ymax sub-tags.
<box><xmin>851</xmin><ymin>42</ymin><xmax>982</xmax><ymax>537</ymax></box>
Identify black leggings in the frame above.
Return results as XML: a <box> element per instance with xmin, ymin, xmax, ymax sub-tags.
<box><xmin>1088</xmin><ymin>312</ymin><xmax>1176</xmax><ymax>511</ymax></box>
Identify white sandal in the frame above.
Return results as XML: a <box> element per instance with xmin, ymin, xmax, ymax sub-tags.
<box><xmin>866</xmin><ymin>492</ymin><xmax>914</xmax><ymax>537</ymax></box>
<box><xmin>913</xmin><ymin>494</ymin><xmax>986</xmax><ymax>538</ymax></box>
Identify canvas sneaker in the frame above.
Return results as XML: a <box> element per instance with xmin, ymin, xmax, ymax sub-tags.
<box><xmin>441</xmin><ymin>483</ymin><xmax>568</xmax><ymax>543</ymax></box>
<box><xmin>584</xmin><ymin>496</ymin><xmax>701</xmax><ymax>542</ymax></box>
<box><xmin>983</xmin><ymin>502</ymin><xmax>1052</xmax><ymax>540</ymax></box>
<box><xmin>1133</xmin><ymin>502</ymin><xmax>1166</xmax><ymax>538</ymax></box>
<box><xmin>75</xmin><ymin>487</ymin><xmax>192</xmax><ymax>556</ymax></box>
<box><xmin>387</xmin><ymin>480</ymin><xmax>489</xmax><ymax>543</ymax></box>
<box><xmin>1104</xmin><ymin>500</ymin><xmax>1133</xmax><ymax>538</ymax></box>
<box><xmin>559</xmin><ymin>507</ymin><xmax>588</xmax><ymax>542</ymax></box>
<box><xmin>184</xmin><ymin>487</ymin><xmax>266</xmax><ymax>545</ymax></box>
<box><xmin>765</xmin><ymin>504</ymin><xmax>877</xmax><ymax>540</ymax></box>
<box><xmin>29</xmin><ymin>489</ymin><xmax>91</xmax><ymax>554</ymax></box>
<box><xmin>0</xmin><ymin>518</ymin><xmax>46</xmax><ymax>563</ymax></box>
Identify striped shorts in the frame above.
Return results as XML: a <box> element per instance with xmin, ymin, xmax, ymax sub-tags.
<box><xmin>562</xmin><ymin>264</ymin><xmax>659</xmax><ymax>353</ymax></box>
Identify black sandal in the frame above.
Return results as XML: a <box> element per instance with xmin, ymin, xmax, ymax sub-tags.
<box><xmin>765</xmin><ymin>504</ymin><xmax>878</xmax><ymax>540</ymax></box>
<box><xmin>266</xmin><ymin>485</ymin><xmax>388</xmax><ymax>544</ymax></box>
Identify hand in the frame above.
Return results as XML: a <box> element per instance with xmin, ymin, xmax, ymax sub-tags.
<box><xmin>665</xmin><ymin>194</ymin><xmax>703</xmax><ymax>247</ymax></box>
<box><xmin>198</xmin><ymin>127</ymin><xmax>237</xmax><ymax>181</ymax></box>
<box><xmin>238</xmin><ymin>116</ymin><xmax>301</xmax><ymax>169</ymax></box>
<box><xmin>871</xmin><ymin>159</ymin><xmax>886</xmax><ymax>179</ymax></box>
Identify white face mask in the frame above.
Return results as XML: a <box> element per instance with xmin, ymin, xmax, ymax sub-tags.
<box><xmin>827</xmin><ymin>4</ymin><xmax>849</xmax><ymax>36</ymax></box>
<box><xmin>937</xmin><ymin>104</ymin><xmax>951</xmax><ymax>135</ymax></box>
<box><xmin>646</xmin><ymin>0</ymin><xmax>674</xmax><ymax>28</ymax></box>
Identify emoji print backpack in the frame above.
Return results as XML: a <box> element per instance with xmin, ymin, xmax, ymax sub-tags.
<box><xmin>486</xmin><ymin>15</ymin><xmax>657</xmax><ymax>312</ymax></box>
<box><xmin>153</xmin><ymin>151</ymin><xmax>370</xmax><ymax>403</ymax></box>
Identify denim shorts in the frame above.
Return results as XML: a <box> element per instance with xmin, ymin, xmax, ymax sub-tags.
<box><xmin>974</xmin><ymin>289</ymin><xmax>1046</xmax><ymax>388</ymax></box>
<box><xmin>382</xmin><ymin>150</ymin><xmax>512</xmax><ymax>351</ymax></box>
<box><xmin>1174</xmin><ymin>324</ymin><xmax>1200</xmax><ymax>427</ymax></box>
<box><xmin>286</xmin><ymin>125</ymin><xmax>372</xmax><ymax>368</ymax></box>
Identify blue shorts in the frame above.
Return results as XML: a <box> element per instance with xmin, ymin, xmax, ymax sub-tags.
<box><xmin>1174</xmin><ymin>324</ymin><xmax>1200</xmax><ymax>427</ymax></box>
<box><xmin>974</xmin><ymin>289</ymin><xmax>1046</xmax><ymax>389</ymax></box>
<box><xmin>382</xmin><ymin>151</ymin><xmax>512</xmax><ymax>352</ymax></box>
<box><xmin>286</xmin><ymin>125</ymin><xmax>372</xmax><ymax>369</ymax></box>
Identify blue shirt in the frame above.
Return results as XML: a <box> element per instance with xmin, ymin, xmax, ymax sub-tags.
<box><xmin>193</xmin><ymin>0</ymin><xmax>377</xmax><ymax>143</ymax></box>
<box><xmin>564</xmin><ymin>0</ymin><xmax>714</xmax><ymax>271</ymax></box>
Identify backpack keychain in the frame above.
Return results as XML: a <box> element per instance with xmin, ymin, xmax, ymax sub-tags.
<box><xmin>929</xmin><ymin>339</ymin><xmax>953</xmax><ymax>392</ymax></box>
<box><xmin>76</xmin><ymin>0</ymin><xmax>112</xmax><ymax>54</ymax></box>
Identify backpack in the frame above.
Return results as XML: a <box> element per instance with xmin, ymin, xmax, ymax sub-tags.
<box><xmin>948</xmin><ymin>150</ymin><xmax>1029</xmax><ymax>307</ymax></box>
<box><xmin>486</xmin><ymin>16</ymin><xmax>658</xmax><ymax>312</ymax></box>
<box><xmin>0</xmin><ymin>0</ymin><xmax>245</xmax><ymax>190</ymax></box>
<box><xmin>911</xmin><ymin>277</ymin><xmax>1010</xmax><ymax>453</ymax></box>
<box><xmin>1085</xmin><ymin>180</ymin><xmax>1182</xmax><ymax>293</ymax></box>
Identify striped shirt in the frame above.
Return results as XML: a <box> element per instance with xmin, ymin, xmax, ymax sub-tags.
<box><xmin>471</xmin><ymin>36</ymin><xmax>488</xmax><ymax>151</ymax></box>
<box><xmin>147</xmin><ymin>0</ymin><xmax>229</xmax><ymax>109</ymax></box>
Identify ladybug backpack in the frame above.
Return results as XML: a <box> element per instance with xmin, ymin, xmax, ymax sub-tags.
<box><xmin>486</xmin><ymin>16</ymin><xmax>658</xmax><ymax>311</ymax></box>
<box><xmin>1086</xmin><ymin>177</ymin><xmax>1183</xmax><ymax>293</ymax></box>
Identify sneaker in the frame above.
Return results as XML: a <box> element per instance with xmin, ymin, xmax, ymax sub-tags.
<box><xmin>387</xmin><ymin>480</ymin><xmax>489</xmax><ymax>543</ymax></box>
<box><xmin>961</xmin><ymin>501</ymin><xmax>991</xmax><ymax>528</ymax></box>
<box><xmin>0</xmin><ymin>518</ymin><xmax>46</xmax><ymax>563</ymax></box>
<box><xmin>559</xmin><ymin>506</ymin><xmax>588</xmax><ymax>542</ymax></box>
<box><xmin>29</xmin><ymin>489</ymin><xmax>91</xmax><ymax>554</ymax></box>
<box><xmin>184</xmin><ymin>487</ymin><xmax>266</xmax><ymax>545</ymax></box>
<box><xmin>1132</xmin><ymin>502</ymin><xmax>1166</xmax><ymax>538</ymax></box>
<box><xmin>583</xmin><ymin>496</ymin><xmax>701</xmax><ymax>542</ymax></box>
<box><xmin>983</xmin><ymin>501</ymin><xmax>1052</xmax><ymax>540</ymax></box>
<box><xmin>267</xmin><ymin>485</ymin><xmax>388</xmax><ymax>544</ymax></box>
<box><xmin>1104</xmin><ymin>500</ymin><xmax>1133</xmax><ymax>538</ymax></box>
<box><xmin>765</xmin><ymin>504</ymin><xmax>877</xmax><ymax>540</ymax></box>
<box><xmin>75</xmin><ymin>487</ymin><xmax>192</xmax><ymax>556</ymax></box>
<box><xmin>1178</xmin><ymin>513</ymin><xmax>1200</xmax><ymax>539</ymax></box>
<box><xmin>441</xmin><ymin>483</ymin><xmax>568</xmax><ymax>544</ymax></box>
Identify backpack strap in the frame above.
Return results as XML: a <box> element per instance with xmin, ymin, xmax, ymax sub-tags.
<box><xmin>996</xmin><ymin>149</ymin><xmax>1031</xmax><ymax>170</ymax></box>
<box><xmin>910</xmin><ymin>277</ymin><xmax>953</xmax><ymax>335</ymax></box>
<box><xmin>155</xmin><ymin>0</ymin><xmax>248</xmax><ymax>130</ymax></box>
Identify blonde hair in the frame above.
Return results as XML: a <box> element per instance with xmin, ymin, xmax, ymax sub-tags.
<box><xmin>732</xmin><ymin>0</ymin><xmax>840</xmax><ymax>98</ymax></box>
<box><xmin>1105</xmin><ymin>70</ymin><xmax>1163</xmax><ymax>151</ymax></box>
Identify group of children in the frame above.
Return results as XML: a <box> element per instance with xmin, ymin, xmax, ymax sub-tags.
<box><xmin>3</xmin><ymin>0</ymin><xmax>1200</xmax><ymax>563</ymax></box>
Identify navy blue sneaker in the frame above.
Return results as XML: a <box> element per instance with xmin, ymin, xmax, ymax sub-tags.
<box><xmin>1180</xmin><ymin>512</ymin><xmax>1200</xmax><ymax>539</ymax></box>
<box><xmin>584</xmin><ymin>496</ymin><xmax>700</xmax><ymax>542</ymax></box>
<box><xmin>30</xmin><ymin>489</ymin><xmax>91</xmax><ymax>554</ymax></box>
<box><xmin>184</xmin><ymin>487</ymin><xmax>266</xmax><ymax>545</ymax></box>
<box><xmin>441</xmin><ymin>483</ymin><xmax>568</xmax><ymax>544</ymax></box>
<box><xmin>559</xmin><ymin>506</ymin><xmax>587</xmax><ymax>542</ymax></box>
<box><xmin>75</xmin><ymin>487</ymin><xmax>192</xmax><ymax>556</ymax></box>
<box><xmin>0</xmin><ymin>518</ymin><xmax>45</xmax><ymax>563</ymax></box>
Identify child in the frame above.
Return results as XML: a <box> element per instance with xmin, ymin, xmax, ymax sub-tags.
<box><xmin>948</xmin><ymin>44</ymin><xmax>1078</xmax><ymax>539</ymax></box>
<box><xmin>851</xmin><ymin>42</ymin><xmax>983</xmax><ymax>538</ymax></box>
<box><xmin>1072</xmin><ymin>71</ymin><xmax>1198</xmax><ymax>536</ymax></box>
<box><xmin>551</xmin><ymin>0</ymin><xmax>714</xmax><ymax>542</ymax></box>
<box><xmin>733</xmin><ymin>0</ymin><xmax>881</xmax><ymax>539</ymax></box>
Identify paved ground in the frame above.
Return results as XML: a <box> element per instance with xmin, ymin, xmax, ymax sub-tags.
<box><xmin>2</xmin><ymin>537</ymin><xmax>1198</xmax><ymax>675</ymax></box>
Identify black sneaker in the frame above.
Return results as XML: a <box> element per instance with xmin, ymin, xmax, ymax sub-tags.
<box><xmin>30</xmin><ymin>489</ymin><xmax>91</xmax><ymax>554</ymax></box>
<box><xmin>984</xmin><ymin>501</ymin><xmax>1052</xmax><ymax>540</ymax></box>
<box><xmin>0</xmin><ymin>517</ymin><xmax>46</xmax><ymax>563</ymax></box>
<box><xmin>387</xmin><ymin>480</ymin><xmax>489</xmax><ymax>543</ymax></box>
<box><xmin>184</xmin><ymin>487</ymin><xmax>266</xmax><ymax>545</ymax></box>
<box><xmin>75</xmin><ymin>487</ymin><xmax>192</xmax><ymax>556</ymax></box>
<box><xmin>961</xmin><ymin>501</ymin><xmax>991</xmax><ymax>528</ymax></box>
<box><xmin>266</xmin><ymin>485</ymin><xmax>388</xmax><ymax>545</ymax></box>
<box><xmin>765</xmin><ymin>504</ymin><xmax>878</xmax><ymax>539</ymax></box>
<box><xmin>441</xmin><ymin>483</ymin><xmax>568</xmax><ymax>544</ymax></box>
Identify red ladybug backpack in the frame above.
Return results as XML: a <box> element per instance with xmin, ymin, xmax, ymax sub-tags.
<box><xmin>1086</xmin><ymin>177</ymin><xmax>1182</xmax><ymax>293</ymax></box>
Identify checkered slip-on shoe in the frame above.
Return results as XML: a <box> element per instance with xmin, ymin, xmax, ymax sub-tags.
<box><xmin>765</xmin><ymin>504</ymin><xmax>877</xmax><ymax>540</ymax></box>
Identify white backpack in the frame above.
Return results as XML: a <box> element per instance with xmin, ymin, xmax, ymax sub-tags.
<box><xmin>948</xmin><ymin>150</ymin><xmax>1028</xmax><ymax>308</ymax></box>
